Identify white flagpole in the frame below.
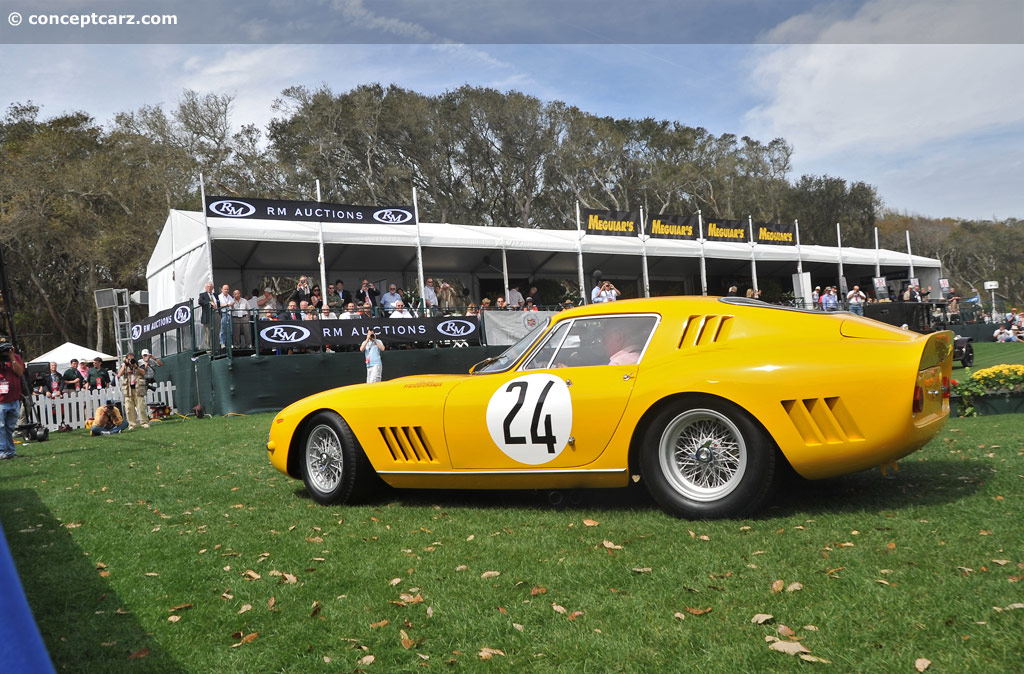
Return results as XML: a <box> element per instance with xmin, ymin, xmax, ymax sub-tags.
<box><xmin>413</xmin><ymin>187</ymin><xmax>426</xmax><ymax>314</ymax></box>
<box><xmin>906</xmin><ymin>229</ymin><xmax>915</xmax><ymax>281</ymax></box>
<box><xmin>698</xmin><ymin>210</ymin><xmax>708</xmax><ymax>296</ymax></box>
<box><xmin>749</xmin><ymin>215</ymin><xmax>758</xmax><ymax>293</ymax></box>
<box><xmin>836</xmin><ymin>222</ymin><xmax>845</xmax><ymax>290</ymax></box>
<box><xmin>501</xmin><ymin>244</ymin><xmax>510</xmax><ymax>305</ymax></box>
<box><xmin>315</xmin><ymin>180</ymin><xmax>328</xmax><ymax>299</ymax></box>
<box><xmin>640</xmin><ymin>207</ymin><xmax>650</xmax><ymax>298</ymax></box>
<box><xmin>575</xmin><ymin>201</ymin><xmax>586</xmax><ymax>304</ymax></box>
<box><xmin>199</xmin><ymin>172</ymin><xmax>214</xmax><ymax>285</ymax></box>
<box><xmin>874</xmin><ymin>226</ymin><xmax>881</xmax><ymax>278</ymax></box>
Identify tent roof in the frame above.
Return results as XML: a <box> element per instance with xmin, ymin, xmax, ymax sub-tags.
<box><xmin>29</xmin><ymin>342</ymin><xmax>116</xmax><ymax>367</ymax></box>
<box><xmin>148</xmin><ymin>209</ymin><xmax>942</xmax><ymax>279</ymax></box>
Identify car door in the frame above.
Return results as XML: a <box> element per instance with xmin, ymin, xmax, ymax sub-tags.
<box><xmin>443</xmin><ymin>315</ymin><xmax>659</xmax><ymax>469</ymax></box>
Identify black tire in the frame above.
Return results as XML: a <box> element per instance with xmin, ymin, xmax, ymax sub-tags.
<box><xmin>300</xmin><ymin>411</ymin><xmax>375</xmax><ymax>505</ymax></box>
<box><xmin>640</xmin><ymin>398</ymin><xmax>775</xmax><ymax>519</ymax></box>
<box><xmin>960</xmin><ymin>343</ymin><xmax>974</xmax><ymax>368</ymax></box>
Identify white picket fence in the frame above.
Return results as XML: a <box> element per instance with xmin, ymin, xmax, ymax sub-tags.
<box><xmin>30</xmin><ymin>382</ymin><xmax>178</xmax><ymax>431</ymax></box>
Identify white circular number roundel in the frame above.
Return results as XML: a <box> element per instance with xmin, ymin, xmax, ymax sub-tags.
<box><xmin>485</xmin><ymin>374</ymin><xmax>573</xmax><ymax>465</ymax></box>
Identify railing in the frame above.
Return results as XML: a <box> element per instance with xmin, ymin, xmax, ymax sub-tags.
<box><xmin>30</xmin><ymin>382</ymin><xmax>177</xmax><ymax>431</ymax></box>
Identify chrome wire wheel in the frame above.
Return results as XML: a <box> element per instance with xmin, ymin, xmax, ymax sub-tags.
<box><xmin>658</xmin><ymin>408</ymin><xmax>747</xmax><ymax>502</ymax></box>
<box><xmin>305</xmin><ymin>423</ymin><xmax>344</xmax><ymax>493</ymax></box>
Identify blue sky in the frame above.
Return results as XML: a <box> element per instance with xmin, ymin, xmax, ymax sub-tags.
<box><xmin>2</xmin><ymin>0</ymin><xmax>1022</xmax><ymax>220</ymax></box>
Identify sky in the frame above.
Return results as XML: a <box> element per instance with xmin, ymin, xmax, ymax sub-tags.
<box><xmin>1</xmin><ymin>0</ymin><xmax>1022</xmax><ymax>221</ymax></box>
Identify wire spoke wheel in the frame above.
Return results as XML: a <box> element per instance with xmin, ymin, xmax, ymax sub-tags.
<box><xmin>305</xmin><ymin>423</ymin><xmax>345</xmax><ymax>494</ymax></box>
<box><xmin>659</xmin><ymin>409</ymin><xmax>747</xmax><ymax>502</ymax></box>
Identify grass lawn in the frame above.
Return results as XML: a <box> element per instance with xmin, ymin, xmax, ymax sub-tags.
<box><xmin>956</xmin><ymin>341</ymin><xmax>1024</xmax><ymax>371</ymax></box>
<box><xmin>1</xmin><ymin>410</ymin><xmax>1022</xmax><ymax>672</ymax></box>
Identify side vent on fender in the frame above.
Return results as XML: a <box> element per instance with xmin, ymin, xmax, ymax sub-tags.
<box><xmin>377</xmin><ymin>426</ymin><xmax>438</xmax><ymax>464</ymax></box>
<box><xmin>781</xmin><ymin>397</ymin><xmax>865</xmax><ymax>446</ymax></box>
<box><xmin>678</xmin><ymin>315</ymin><xmax>733</xmax><ymax>349</ymax></box>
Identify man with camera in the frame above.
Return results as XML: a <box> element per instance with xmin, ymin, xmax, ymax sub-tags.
<box><xmin>0</xmin><ymin>341</ymin><xmax>26</xmax><ymax>459</ymax></box>
<box><xmin>140</xmin><ymin>349</ymin><xmax>163</xmax><ymax>391</ymax></box>
<box><xmin>117</xmin><ymin>352</ymin><xmax>149</xmax><ymax>430</ymax></box>
<box><xmin>359</xmin><ymin>328</ymin><xmax>385</xmax><ymax>383</ymax></box>
<box><xmin>91</xmin><ymin>399</ymin><xmax>128</xmax><ymax>436</ymax></box>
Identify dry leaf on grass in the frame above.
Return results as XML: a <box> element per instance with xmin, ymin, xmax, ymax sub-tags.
<box><xmin>389</xmin><ymin>577</ymin><xmax>402</xmax><ymax>586</ymax></box>
<box><xmin>771</xmin><ymin>579</ymin><xmax>785</xmax><ymax>593</ymax></box>
<box><xmin>632</xmin><ymin>567</ymin><xmax>652</xmax><ymax>574</ymax></box>
<box><xmin>370</xmin><ymin>619</ymin><xmax>389</xmax><ymax>628</ymax></box>
<box><xmin>169</xmin><ymin>603</ymin><xmax>192</xmax><ymax>612</ymax></box>
<box><xmin>238</xmin><ymin>604</ymin><xmax>252</xmax><ymax>614</ymax></box>
<box><xmin>513</xmin><ymin>623</ymin><xmax>524</xmax><ymax>632</ymax></box>
<box><xmin>915</xmin><ymin>658</ymin><xmax>931</xmax><ymax>672</ymax></box>
<box><xmin>128</xmin><ymin>648</ymin><xmax>150</xmax><ymax>660</ymax></box>
<box><xmin>751</xmin><ymin>614</ymin><xmax>774</xmax><ymax>624</ymax></box>
<box><xmin>531</xmin><ymin>586</ymin><xmax>547</xmax><ymax>596</ymax></box>
<box><xmin>673</xmin><ymin>612</ymin><xmax>686</xmax><ymax>620</ymax></box>
<box><xmin>358</xmin><ymin>654</ymin><xmax>375</xmax><ymax>665</ymax></box>
<box><xmin>799</xmin><ymin>654</ymin><xmax>832</xmax><ymax>663</ymax></box>
<box><xmin>400</xmin><ymin>629</ymin><xmax>415</xmax><ymax>649</ymax></box>
<box><xmin>455</xmin><ymin>565</ymin><xmax>469</xmax><ymax>572</ymax></box>
<box><xmin>685</xmin><ymin>607</ymin><xmax>712</xmax><ymax>615</ymax></box>
<box><xmin>768</xmin><ymin>639</ymin><xmax>810</xmax><ymax>655</ymax></box>
<box><xmin>481</xmin><ymin>570</ymin><xmax>501</xmax><ymax>579</ymax></box>
<box><xmin>786</xmin><ymin>582</ymin><xmax>803</xmax><ymax>592</ymax></box>
<box><xmin>568</xmin><ymin>611</ymin><xmax>583</xmax><ymax>621</ymax></box>
<box><xmin>583</xmin><ymin>519</ymin><xmax>599</xmax><ymax>527</ymax></box>
<box><xmin>602</xmin><ymin>540</ymin><xmax>623</xmax><ymax>550</ymax></box>
<box><xmin>230</xmin><ymin>633</ymin><xmax>257</xmax><ymax>648</ymax></box>
<box><xmin>167</xmin><ymin>615</ymin><xmax>180</xmax><ymax>623</ymax></box>
<box><xmin>479</xmin><ymin>647</ymin><xmax>505</xmax><ymax>660</ymax></box>
<box><xmin>552</xmin><ymin>603</ymin><xmax>567</xmax><ymax>614</ymax></box>
<box><xmin>243</xmin><ymin>570</ymin><xmax>260</xmax><ymax>581</ymax></box>
<box><xmin>777</xmin><ymin>624</ymin><xmax>795</xmax><ymax>637</ymax></box>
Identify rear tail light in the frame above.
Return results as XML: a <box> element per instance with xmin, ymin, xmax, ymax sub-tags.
<box><xmin>912</xmin><ymin>385</ymin><xmax>924</xmax><ymax>414</ymax></box>
<box><xmin>941</xmin><ymin>376</ymin><xmax>950</xmax><ymax>399</ymax></box>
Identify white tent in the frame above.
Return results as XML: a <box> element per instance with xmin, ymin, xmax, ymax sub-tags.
<box><xmin>146</xmin><ymin>209</ymin><xmax>943</xmax><ymax>312</ymax></box>
<box><xmin>29</xmin><ymin>342</ymin><xmax>116</xmax><ymax>368</ymax></box>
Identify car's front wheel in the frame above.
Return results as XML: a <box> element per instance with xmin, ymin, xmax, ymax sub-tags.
<box><xmin>300</xmin><ymin>411</ymin><xmax>375</xmax><ymax>505</ymax></box>
<box><xmin>641</xmin><ymin>398</ymin><xmax>776</xmax><ymax>519</ymax></box>
<box><xmin>960</xmin><ymin>343</ymin><xmax>974</xmax><ymax>367</ymax></box>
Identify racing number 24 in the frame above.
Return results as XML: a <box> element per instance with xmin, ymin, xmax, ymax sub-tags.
<box><xmin>502</xmin><ymin>380</ymin><xmax>558</xmax><ymax>453</ymax></box>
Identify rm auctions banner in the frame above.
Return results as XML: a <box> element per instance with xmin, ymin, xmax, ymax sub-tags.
<box><xmin>205</xmin><ymin>196</ymin><xmax>416</xmax><ymax>226</ymax></box>
<box><xmin>581</xmin><ymin>209</ymin><xmax>639</xmax><ymax>237</ymax></box>
<box><xmin>255</xmin><ymin>316</ymin><xmax>481</xmax><ymax>349</ymax></box>
<box><xmin>754</xmin><ymin>221</ymin><xmax>796</xmax><ymax>245</ymax></box>
<box><xmin>130</xmin><ymin>302</ymin><xmax>193</xmax><ymax>342</ymax></box>
<box><xmin>646</xmin><ymin>214</ymin><xmax>698</xmax><ymax>240</ymax></box>
<box><xmin>703</xmin><ymin>219</ymin><xmax>748</xmax><ymax>243</ymax></box>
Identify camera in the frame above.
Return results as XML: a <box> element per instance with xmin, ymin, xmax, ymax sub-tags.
<box><xmin>0</xmin><ymin>342</ymin><xmax>13</xmax><ymax>359</ymax></box>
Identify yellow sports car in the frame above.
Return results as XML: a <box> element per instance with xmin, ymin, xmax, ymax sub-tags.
<box><xmin>267</xmin><ymin>297</ymin><xmax>953</xmax><ymax>518</ymax></box>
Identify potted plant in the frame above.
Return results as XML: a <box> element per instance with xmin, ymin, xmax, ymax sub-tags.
<box><xmin>950</xmin><ymin>364</ymin><xmax>1024</xmax><ymax>417</ymax></box>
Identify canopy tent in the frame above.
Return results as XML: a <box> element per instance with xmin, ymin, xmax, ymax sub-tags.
<box><xmin>28</xmin><ymin>341</ymin><xmax>116</xmax><ymax>368</ymax></box>
<box><xmin>146</xmin><ymin>209</ymin><xmax>944</xmax><ymax>313</ymax></box>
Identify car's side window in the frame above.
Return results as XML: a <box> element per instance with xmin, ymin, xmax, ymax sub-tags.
<box><xmin>522</xmin><ymin>322</ymin><xmax>571</xmax><ymax>370</ymax></box>
<box><xmin>524</xmin><ymin>316</ymin><xmax>658</xmax><ymax>369</ymax></box>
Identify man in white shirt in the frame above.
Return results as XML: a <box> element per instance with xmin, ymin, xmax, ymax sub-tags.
<box><xmin>389</xmin><ymin>300</ymin><xmax>414</xmax><ymax>318</ymax></box>
<box><xmin>422</xmin><ymin>278</ymin><xmax>438</xmax><ymax>315</ymax></box>
<box><xmin>340</xmin><ymin>302</ymin><xmax>362</xmax><ymax>320</ymax></box>
<box><xmin>846</xmin><ymin>285</ymin><xmax>866</xmax><ymax>316</ymax></box>
<box><xmin>217</xmin><ymin>284</ymin><xmax>234</xmax><ymax>348</ymax></box>
<box><xmin>231</xmin><ymin>289</ymin><xmax>251</xmax><ymax>348</ymax></box>
<box><xmin>256</xmin><ymin>288</ymin><xmax>280</xmax><ymax>318</ymax></box>
<box><xmin>507</xmin><ymin>284</ymin><xmax>524</xmax><ymax>308</ymax></box>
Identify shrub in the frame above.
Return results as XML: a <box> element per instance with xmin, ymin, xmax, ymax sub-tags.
<box><xmin>951</xmin><ymin>364</ymin><xmax>1024</xmax><ymax>416</ymax></box>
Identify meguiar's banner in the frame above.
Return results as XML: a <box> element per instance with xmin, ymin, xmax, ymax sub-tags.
<box><xmin>581</xmin><ymin>209</ymin><xmax>639</xmax><ymax>237</ymax></box>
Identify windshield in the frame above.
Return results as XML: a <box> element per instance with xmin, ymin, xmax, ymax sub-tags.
<box><xmin>473</xmin><ymin>318</ymin><xmax>550</xmax><ymax>374</ymax></box>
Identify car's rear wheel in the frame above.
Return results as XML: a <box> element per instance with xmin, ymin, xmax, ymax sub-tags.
<box><xmin>301</xmin><ymin>411</ymin><xmax>375</xmax><ymax>505</ymax></box>
<box><xmin>960</xmin><ymin>343</ymin><xmax>974</xmax><ymax>367</ymax></box>
<box><xmin>641</xmin><ymin>398</ymin><xmax>775</xmax><ymax>519</ymax></box>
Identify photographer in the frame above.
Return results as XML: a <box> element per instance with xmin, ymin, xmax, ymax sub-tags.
<box><xmin>91</xmin><ymin>399</ymin><xmax>128</xmax><ymax>436</ymax></box>
<box><xmin>359</xmin><ymin>328</ymin><xmax>385</xmax><ymax>383</ymax></box>
<box><xmin>117</xmin><ymin>352</ymin><xmax>149</xmax><ymax>430</ymax></box>
<box><xmin>0</xmin><ymin>341</ymin><xmax>26</xmax><ymax>459</ymax></box>
<box><xmin>140</xmin><ymin>349</ymin><xmax>163</xmax><ymax>391</ymax></box>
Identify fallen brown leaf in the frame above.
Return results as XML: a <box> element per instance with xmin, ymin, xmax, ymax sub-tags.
<box><xmin>478</xmin><ymin>647</ymin><xmax>505</xmax><ymax>660</ymax></box>
<box><xmin>632</xmin><ymin>567</ymin><xmax>652</xmax><ymax>574</ymax></box>
<box><xmin>602</xmin><ymin>540</ymin><xmax>623</xmax><ymax>550</ymax></box>
<box><xmin>786</xmin><ymin>582</ymin><xmax>803</xmax><ymax>592</ymax></box>
<box><xmin>751</xmin><ymin>613</ymin><xmax>774</xmax><ymax>625</ymax></box>
<box><xmin>685</xmin><ymin>607</ymin><xmax>712</xmax><ymax>615</ymax></box>
<box><xmin>358</xmin><ymin>654</ymin><xmax>375</xmax><ymax>665</ymax></box>
<box><xmin>567</xmin><ymin>611</ymin><xmax>584</xmax><ymax>621</ymax></box>
<box><xmin>768</xmin><ymin>640</ymin><xmax>810</xmax><ymax>655</ymax></box>
<box><xmin>771</xmin><ymin>579</ymin><xmax>785</xmax><ymax>593</ymax></box>
<box><xmin>531</xmin><ymin>586</ymin><xmax>547</xmax><ymax>596</ymax></box>
<box><xmin>481</xmin><ymin>570</ymin><xmax>501</xmax><ymax>579</ymax></box>
<box><xmin>915</xmin><ymin>658</ymin><xmax>931</xmax><ymax>672</ymax></box>
<box><xmin>778</xmin><ymin>624</ymin><xmax>795</xmax><ymax>637</ymax></box>
<box><xmin>583</xmin><ymin>519</ymin><xmax>599</xmax><ymax>527</ymax></box>
<box><xmin>799</xmin><ymin>654</ymin><xmax>832</xmax><ymax>663</ymax></box>
<box><xmin>230</xmin><ymin>633</ymin><xmax>257</xmax><ymax>648</ymax></box>
<box><xmin>128</xmin><ymin>648</ymin><xmax>150</xmax><ymax>660</ymax></box>
<box><xmin>243</xmin><ymin>570</ymin><xmax>260</xmax><ymax>581</ymax></box>
<box><xmin>552</xmin><ymin>603</ymin><xmax>567</xmax><ymax>614</ymax></box>
<box><xmin>167</xmin><ymin>615</ymin><xmax>181</xmax><ymax>623</ymax></box>
<box><xmin>370</xmin><ymin>619</ymin><xmax>389</xmax><ymax>628</ymax></box>
<box><xmin>169</xmin><ymin>603</ymin><xmax>193</xmax><ymax>612</ymax></box>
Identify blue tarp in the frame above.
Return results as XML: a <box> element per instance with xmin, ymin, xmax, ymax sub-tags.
<box><xmin>0</xmin><ymin>519</ymin><xmax>55</xmax><ymax>673</ymax></box>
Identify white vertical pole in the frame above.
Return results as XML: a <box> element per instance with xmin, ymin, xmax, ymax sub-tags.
<box><xmin>640</xmin><ymin>206</ymin><xmax>650</xmax><ymax>298</ymax></box>
<box><xmin>413</xmin><ymin>187</ymin><xmax>426</xmax><ymax>314</ymax></box>
<box><xmin>501</xmin><ymin>245</ymin><xmax>510</xmax><ymax>305</ymax></box>
<box><xmin>795</xmin><ymin>219</ymin><xmax>803</xmax><ymax>275</ymax></box>
<box><xmin>874</xmin><ymin>226</ymin><xmax>881</xmax><ymax>278</ymax></box>
<box><xmin>748</xmin><ymin>215</ymin><xmax>758</xmax><ymax>293</ymax></box>
<box><xmin>199</xmin><ymin>172</ymin><xmax>214</xmax><ymax>285</ymax></box>
<box><xmin>836</xmin><ymin>222</ymin><xmax>844</xmax><ymax>288</ymax></box>
<box><xmin>575</xmin><ymin>202</ymin><xmax>586</xmax><ymax>304</ymax></box>
<box><xmin>698</xmin><ymin>210</ymin><xmax>708</xmax><ymax>296</ymax></box>
<box><xmin>906</xmin><ymin>229</ymin><xmax>915</xmax><ymax>281</ymax></box>
<box><xmin>316</xmin><ymin>180</ymin><xmax>328</xmax><ymax>298</ymax></box>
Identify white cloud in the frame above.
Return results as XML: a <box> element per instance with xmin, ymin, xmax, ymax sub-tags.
<box><xmin>744</xmin><ymin>43</ymin><xmax>1024</xmax><ymax>159</ymax></box>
